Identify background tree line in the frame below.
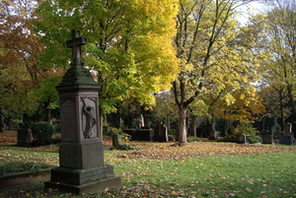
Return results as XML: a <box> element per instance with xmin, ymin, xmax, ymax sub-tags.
<box><xmin>0</xmin><ymin>0</ymin><xmax>295</xmax><ymax>144</ymax></box>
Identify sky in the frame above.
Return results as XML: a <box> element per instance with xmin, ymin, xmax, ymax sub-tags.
<box><xmin>236</xmin><ymin>1</ymin><xmax>269</xmax><ymax>25</ymax></box>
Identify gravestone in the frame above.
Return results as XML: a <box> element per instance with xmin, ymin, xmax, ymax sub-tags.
<box><xmin>279</xmin><ymin>134</ymin><xmax>294</xmax><ymax>145</ymax></box>
<box><xmin>280</xmin><ymin>122</ymin><xmax>294</xmax><ymax>145</ymax></box>
<box><xmin>153</xmin><ymin>122</ymin><xmax>168</xmax><ymax>142</ymax></box>
<box><xmin>17</xmin><ymin>127</ymin><xmax>32</xmax><ymax>147</ymax></box>
<box><xmin>283</xmin><ymin>123</ymin><xmax>292</xmax><ymax>135</ymax></box>
<box><xmin>209</xmin><ymin>117</ymin><xmax>220</xmax><ymax>140</ymax></box>
<box><xmin>263</xmin><ymin>134</ymin><xmax>274</xmax><ymax>144</ymax></box>
<box><xmin>45</xmin><ymin>30</ymin><xmax>121</xmax><ymax>194</ymax></box>
<box><xmin>17</xmin><ymin>114</ymin><xmax>32</xmax><ymax>147</ymax></box>
<box><xmin>112</xmin><ymin>133</ymin><xmax>122</xmax><ymax>148</ymax></box>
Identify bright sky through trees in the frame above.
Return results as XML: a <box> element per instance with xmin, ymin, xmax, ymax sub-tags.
<box><xmin>236</xmin><ymin>1</ymin><xmax>268</xmax><ymax>25</ymax></box>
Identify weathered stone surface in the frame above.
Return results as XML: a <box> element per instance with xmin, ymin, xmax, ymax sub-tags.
<box><xmin>112</xmin><ymin>134</ymin><xmax>122</xmax><ymax>148</ymax></box>
<box><xmin>283</xmin><ymin>123</ymin><xmax>292</xmax><ymax>135</ymax></box>
<box><xmin>59</xmin><ymin>140</ymin><xmax>104</xmax><ymax>169</ymax></box>
<box><xmin>1</xmin><ymin>169</ymin><xmax>50</xmax><ymax>187</ymax></box>
<box><xmin>17</xmin><ymin>128</ymin><xmax>31</xmax><ymax>147</ymax></box>
<box><xmin>45</xmin><ymin>175</ymin><xmax>121</xmax><ymax>194</ymax></box>
<box><xmin>45</xmin><ymin>30</ymin><xmax>121</xmax><ymax>194</ymax></box>
<box><xmin>153</xmin><ymin>123</ymin><xmax>168</xmax><ymax>142</ymax></box>
<box><xmin>279</xmin><ymin>135</ymin><xmax>294</xmax><ymax>145</ymax></box>
<box><xmin>123</xmin><ymin>128</ymin><xmax>153</xmax><ymax>141</ymax></box>
<box><xmin>263</xmin><ymin>134</ymin><xmax>274</xmax><ymax>144</ymax></box>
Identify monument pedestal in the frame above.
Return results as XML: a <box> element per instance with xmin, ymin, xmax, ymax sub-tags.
<box><xmin>45</xmin><ymin>30</ymin><xmax>121</xmax><ymax>194</ymax></box>
<box><xmin>45</xmin><ymin>166</ymin><xmax>121</xmax><ymax>194</ymax></box>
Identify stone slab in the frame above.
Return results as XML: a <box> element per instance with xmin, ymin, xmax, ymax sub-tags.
<box><xmin>0</xmin><ymin>169</ymin><xmax>50</xmax><ymax>187</ymax></box>
<box><xmin>49</xmin><ymin>165</ymin><xmax>115</xmax><ymax>185</ymax></box>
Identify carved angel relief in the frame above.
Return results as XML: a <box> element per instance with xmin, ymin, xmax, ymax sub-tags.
<box><xmin>81</xmin><ymin>97</ymin><xmax>97</xmax><ymax>139</ymax></box>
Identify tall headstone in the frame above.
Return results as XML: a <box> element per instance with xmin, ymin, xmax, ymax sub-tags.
<box><xmin>17</xmin><ymin>114</ymin><xmax>32</xmax><ymax>147</ymax></box>
<box><xmin>283</xmin><ymin>123</ymin><xmax>292</xmax><ymax>135</ymax></box>
<box><xmin>45</xmin><ymin>30</ymin><xmax>121</xmax><ymax>194</ymax></box>
<box><xmin>153</xmin><ymin>122</ymin><xmax>168</xmax><ymax>142</ymax></box>
<box><xmin>280</xmin><ymin>122</ymin><xmax>294</xmax><ymax>145</ymax></box>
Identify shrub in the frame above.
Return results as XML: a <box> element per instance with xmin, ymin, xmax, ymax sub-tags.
<box><xmin>168</xmin><ymin>134</ymin><xmax>175</xmax><ymax>141</ymax></box>
<box><xmin>108</xmin><ymin>127</ymin><xmax>136</xmax><ymax>150</ymax></box>
<box><xmin>109</xmin><ymin>127</ymin><xmax>131</xmax><ymax>143</ymax></box>
<box><xmin>31</xmin><ymin>122</ymin><xmax>55</xmax><ymax>146</ymax></box>
<box><xmin>187</xmin><ymin>136</ymin><xmax>201</xmax><ymax>142</ymax></box>
<box><xmin>233</xmin><ymin>123</ymin><xmax>259</xmax><ymax>136</ymax></box>
<box><xmin>217</xmin><ymin>135</ymin><xmax>238</xmax><ymax>143</ymax></box>
<box><xmin>247</xmin><ymin>136</ymin><xmax>262</xmax><ymax>144</ymax></box>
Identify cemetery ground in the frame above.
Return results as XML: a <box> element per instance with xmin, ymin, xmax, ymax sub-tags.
<box><xmin>1</xmin><ymin>131</ymin><xmax>296</xmax><ymax>198</ymax></box>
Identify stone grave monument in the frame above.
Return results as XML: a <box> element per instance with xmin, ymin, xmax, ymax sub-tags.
<box><xmin>280</xmin><ymin>123</ymin><xmax>294</xmax><ymax>145</ymax></box>
<box><xmin>45</xmin><ymin>30</ymin><xmax>121</xmax><ymax>194</ymax></box>
<box><xmin>153</xmin><ymin>122</ymin><xmax>168</xmax><ymax>142</ymax></box>
<box><xmin>263</xmin><ymin>132</ymin><xmax>274</xmax><ymax>144</ymax></box>
<box><xmin>17</xmin><ymin>114</ymin><xmax>32</xmax><ymax>147</ymax></box>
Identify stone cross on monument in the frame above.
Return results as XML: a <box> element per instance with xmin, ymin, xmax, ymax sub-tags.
<box><xmin>45</xmin><ymin>30</ymin><xmax>121</xmax><ymax>194</ymax></box>
<box><xmin>66</xmin><ymin>30</ymin><xmax>87</xmax><ymax>65</ymax></box>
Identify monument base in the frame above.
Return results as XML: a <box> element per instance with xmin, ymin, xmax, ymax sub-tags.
<box><xmin>45</xmin><ymin>176</ymin><xmax>121</xmax><ymax>194</ymax></box>
<box><xmin>44</xmin><ymin>165</ymin><xmax>122</xmax><ymax>194</ymax></box>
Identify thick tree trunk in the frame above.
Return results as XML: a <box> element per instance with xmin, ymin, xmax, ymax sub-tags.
<box><xmin>189</xmin><ymin>115</ymin><xmax>197</xmax><ymax>137</ymax></box>
<box><xmin>178</xmin><ymin>106</ymin><xmax>187</xmax><ymax>144</ymax></box>
<box><xmin>279</xmin><ymin>89</ymin><xmax>284</xmax><ymax>128</ymax></box>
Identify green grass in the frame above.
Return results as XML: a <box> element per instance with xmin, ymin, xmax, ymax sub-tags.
<box><xmin>1</xmin><ymin>145</ymin><xmax>296</xmax><ymax>197</ymax></box>
<box><xmin>0</xmin><ymin>147</ymin><xmax>58</xmax><ymax>176</ymax></box>
<box><xmin>105</xmin><ymin>151</ymin><xmax>296</xmax><ymax>198</ymax></box>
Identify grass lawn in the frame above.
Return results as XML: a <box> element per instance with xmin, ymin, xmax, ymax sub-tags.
<box><xmin>0</xmin><ymin>131</ymin><xmax>296</xmax><ymax>198</ymax></box>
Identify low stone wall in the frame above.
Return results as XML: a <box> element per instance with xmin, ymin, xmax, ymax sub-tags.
<box><xmin>0</xmin><ymin>168</ymin><xmax>51</xmax><ymax>187</ymax></box>
<box><xmin>123</xmin><ymin>129</ymin><xmax>153</xmax><ymax>141</ymax></box>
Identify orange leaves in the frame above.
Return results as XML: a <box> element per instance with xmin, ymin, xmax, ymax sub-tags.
<box><xmin>117</xmin><ymin>141</ymin><xmax>296</xmax><ymax>160</ymax></box>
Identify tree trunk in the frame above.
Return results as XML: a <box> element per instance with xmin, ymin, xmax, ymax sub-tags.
<box><xmin>178</xmin><ymin>106</ymin><xmax>187</xmax><ymax>144</ymax></box>
<box><xmin>189</xmin><ymin>115</ymin><xmax>197</xmax><ymax>137</ymax></box>
<box><xmin>166</xmin><ymin>113</ymin><xmax>170</xmax><ymax>134</ymax></box>
<box><xmin>279</xmin><ymin>89</ymin><xmax>284</xmax><ymax>128</ymax></box>
<box><xmin>43</xmin><ymin>99</ymin><xmax>51</xmax><ymax>122</ymax></box>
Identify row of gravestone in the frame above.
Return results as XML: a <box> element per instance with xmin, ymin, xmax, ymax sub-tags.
<box><xmin>262</xmin><ymin>122</ymin><xmax>295</xmax><ymax>145</ymax></box>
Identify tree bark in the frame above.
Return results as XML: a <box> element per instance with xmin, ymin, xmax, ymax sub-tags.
<box><xmin>278</xmin><ymin>89</ymin><xmax>284</xmax><ymax>128</ymax></box>
<box><xmin>178</xmin><ymin>105</ymin><xmax>187</xmax><ymax>144</ymax></box>
<box><xmin>189</xmin><ymin>115</ymin><xmax>197</xmax><ymax>137</ymax></box>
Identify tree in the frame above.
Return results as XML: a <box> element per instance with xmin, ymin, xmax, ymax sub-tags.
<box><xmin>0</xmin><ymin>0</ymin><xmax>48</xmax><ymax>124</ymax></box>
<box><xmin>34</xmin><ymin>0</ymin><xmax>179</xmax><ymax>115</ymax></box>
<box><xmin>258</xmin><ymin>0</ymin><xmax>296</xmax><ymax>124</ymax></box>
<box><xmin>173</xmin><ymin>0</ymin><xmax>259</xmax><ymax>144</ymax></box>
